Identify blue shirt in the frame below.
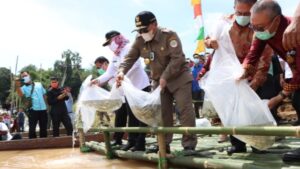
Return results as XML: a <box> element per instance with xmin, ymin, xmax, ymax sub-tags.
<box><xmin>191</xmin><ymin>64</ymin><xmax>203</xmax><ymax>92</ymax></box>
<box><xmin>65</xmin><ymin>93</ymin><xmax>73</xmax><ymax>113</ymax></box>
<box><xmin>21</xmin><ymin>82</ymin><xmax>47</xmax><ymax>111</ymax></box>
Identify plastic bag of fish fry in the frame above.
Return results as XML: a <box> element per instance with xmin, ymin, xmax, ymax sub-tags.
<box><xmin>121</xmin><ymin>79</ymin><xmax>162</xmax><ymax>127</ymax></box>
<box><xmin>76</xmin><ymin>75</ymin><xmax>123</xmax><ymax>132</ymax></box>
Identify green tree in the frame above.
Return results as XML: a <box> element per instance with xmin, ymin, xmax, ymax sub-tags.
<box><xmin>52</xmin><ymin>49</ymin><xmax>84</xmax><ymax>100</ymax></box>
<box><xmin>0</xmin><ymin>67</ymin><xmax>12</xmax><ymax>107</ymax></box>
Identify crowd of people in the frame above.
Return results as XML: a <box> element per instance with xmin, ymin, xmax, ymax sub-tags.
<box><xmin>1</xmin><ymin>0</ymin><xmax>299</xmax><ymax>163</ymax></box>
<box><xmin>0</xmin><ymin>71</ymin><xmax>75</xmax><ymax>139</ymax></box>
<box><xmin>1</xmin><ymin>70</ymin><xmax>75</xmax><ymax>140</ymax></box>
<box><xmin>90</xmin><ymin>0</ymin><xmax>300</xmax><ymax>162</ymax></box>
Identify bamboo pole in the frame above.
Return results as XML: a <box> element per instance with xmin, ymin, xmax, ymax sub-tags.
<box><xmin>78</xmin><ymin>128</ymin><xmax>85</xmax><ymax>148</ymax></box>
<box><xmin>103</xmin><ymin>131</ymin><xmax>113</xmax><ymax>159</ymax></box>
<box><xmin>157</xmin><ymin>133</ymin><xmax>167</xmax><ymax>169</ymax></box>
<box><xmin>91</xmin><ymin>126</ymin><xmax>300</xmax><ymax>137</ymax></box>
<box><xmin>85</xmin><ymin>141</ymin><xmax>106</xmax><ymax>154</ymax></box>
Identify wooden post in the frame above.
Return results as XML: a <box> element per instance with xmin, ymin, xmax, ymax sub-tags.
<box><xmin>103</xmin><ymin>131</ymin><xmax>113</xmax><ymax>159</ymax></box>
<box><xmin>157</xmin><ymin>133</ymin><xmax>168</xmax><ymax>169</ymax></box>
<box><xmin>78</xmin><ymin>128</ymin><xmax>85</xmax><ymax>148</ymax></box>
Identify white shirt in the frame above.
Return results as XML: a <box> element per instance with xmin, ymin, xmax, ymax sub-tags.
<box><xmin>279</xmin><ymin>57</ymin><xmax>293</xmax><ymax>79</ymax></box>
<box><xmin>0</xmin><ymin>122</ymin><xmax>12</xmax><ymax>141</ymax></box>
<box><xmin>97</xmin><ymin>44</ymin><xmax>150</xmax><ymax>90</ymax></box>
<box><xmin>284</xmin><ymin>62</ymin><xmax>293</xmax><ymax>79</ymax></box>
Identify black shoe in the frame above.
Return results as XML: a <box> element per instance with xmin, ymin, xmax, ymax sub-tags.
<box><xmin>252</xmin><ymin>147</ymin><xmax>267</xmax><ymax>154</ymax></box>
<box><xmin>145</xmin><ymin>145</ymin><xmax>171</xmax><ymax>154</ymax></box>
<box><xmin>227</xmin><ymin>146</ymin><xmax>247</xmax><ymax>156</ymax></box>
<box><xmin>275</xmin><ymin>136</ymin><xmax>285</xmax><ymax>142</ymax></box>
<box><xmin>182</xmin><ymin>147</ymin><xmax>197</xmax><ymax>156</ymax></box>
<box><xmin>183</xmin><ymin>147</ymin><xmax>195</xmax><ymax>151</ymax></box>
<box><xmin>130</xmin><ymin>146</ymin><xmax>145</xmax><ymax>152</ymax></box>
<box><xmin>121</xmin><ymin>143</ymin><xmax>135</xmax><ymax>151</ymax></box>
<box><xmin>111</xmin><ymin>140</ymin><xmax>122</xmax><ymax>146</ymax></box>
<box><xmin>291</xmin><ymin>120</ymin><xmax>300</xmax><ymax>126</ymax></box>
<box><xmin>282</xmin><ymin>148</ymin><xmax>300</xmax><ymax>162</ymax></box>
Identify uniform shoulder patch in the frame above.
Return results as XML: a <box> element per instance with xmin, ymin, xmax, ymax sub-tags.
<box><xmin>169</xmin><ymin>39</ymin><xmax>178</xmax><ymax>48</ymax></box>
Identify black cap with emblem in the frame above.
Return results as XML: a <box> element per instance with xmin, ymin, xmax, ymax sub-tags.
<box><xmin>102</xmin><ymin>30</ymin><xmax>120</xmax><ymax>46</ymax></box>
<box><xmin>132</xmin><ymin>11</ymin><xmax>156</xmax><ymax>32</ymax></box>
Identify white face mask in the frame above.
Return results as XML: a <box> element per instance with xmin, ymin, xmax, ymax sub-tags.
<box><xmin>109</xmin><ymin>40</ymin><xmax>119</xmax><ymax>52</ymax></box>
<box><xmin>141</xmin><ymin>30</ymin><xmax>154</xmax><ymax>42</ymax></box>
<box><xmin>194</xmin><ymin>58</ymin><xmax>200</xmax><ymax>64</ymax></box>
<box><xmin>23</xmin><ymin>75</ymin><xmax>31</xmax><ymax>84</ymax></box>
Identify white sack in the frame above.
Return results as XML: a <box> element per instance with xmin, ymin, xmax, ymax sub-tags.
<box><xmin>76</xmin><ymin>75</ymin><xmax>122</xmax><ymax>133</ymax></box>
<box><xmin>200</xmin><ymin>19</ymin><xmax>276</xmax><ymax>150</ymax></box>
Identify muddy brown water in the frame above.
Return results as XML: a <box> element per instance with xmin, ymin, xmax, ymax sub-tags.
<box><xmin>0</xmin><ymin>148</ymin><xmax>156</xmax><ymax>169</ymax></box>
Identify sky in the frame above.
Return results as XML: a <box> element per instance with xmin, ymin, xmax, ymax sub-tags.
<box><xmin>0</xmin><ymin>0</ymin><xmax>298</xmax><ymax>73</ymax></box>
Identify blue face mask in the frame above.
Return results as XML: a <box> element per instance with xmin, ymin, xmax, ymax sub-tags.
<box><xmin>235</xmin><ymin>16</ymin><xmax>250</xmax><ymax>26</ymax></box>
<box><xmin>97</xmin><ymin>69</ymin><xmax>105</xmax><ymax>75</ymax></box>
<box><xmin>255</xmin><ymin>30</ymin><xmax>275</xmax><ymax>40</ymax></box>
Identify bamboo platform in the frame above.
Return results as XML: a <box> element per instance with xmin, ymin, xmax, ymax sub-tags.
<box><xmin>86</xmin><ymin>135</ymin><xmax>300</xmax><ymax>169</ymax></box>
<box><xmin>84</xmin><ymin>125</ymin><xmax>300</xmax><ymax>169</ymax></box>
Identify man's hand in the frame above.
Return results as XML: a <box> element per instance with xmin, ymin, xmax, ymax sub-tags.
<box><xmin>268</xmin><ymin>95</ymin><xmax>283</xmax><ymax>109</ymax></box>
<box><xmin>268</xmin><ymin>91</ymin><xmax>291</xmax><ymax>109</ymax></box>
<box><xmin>283</xmin><ymin>18</ymin><xmax>300</xmax><ymax>50</ymax></box>
<box><xmin>90</xmin><ymin>79</ymin><xmax>99</xmax><ymax>86</ymax></box>
<box><xmin>116</xmin><ymin>72</ymin><xmax>124</xmax><ymax>87</ymax></box>
<box><xmin>57</xmin><ymin>93</ymin><xmax>67</xmax><ymax>100</ymax></box>
<box><xmin>205</xmin><ymin>38</ymin><xmax>219</xmax><ymax>49</ymax></box>
<box><xmin>236</xmin><ymin>69</ymin><xmax>248</xmax><ymax>82</ymax></box>
<box><xmin>159</xmin><ymin>78</ymin><xmax>167</xmax><ymax>89</ymax></box>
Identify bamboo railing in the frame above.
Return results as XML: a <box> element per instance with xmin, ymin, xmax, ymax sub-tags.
<box><xmin>90</xmin><ymin>126</ymin><xmax>300</xmax><ymax>137</ymax></box>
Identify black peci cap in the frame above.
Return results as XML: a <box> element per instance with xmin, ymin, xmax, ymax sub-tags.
<box><xmin>102</xmin><ymin>30</ymin><xmax>120</xmax><ymax>46</ymax></box>
<box><xmin>132</xmin><ymin>11</ymin><xmax>156</xmax><ymax>32</ymax></box>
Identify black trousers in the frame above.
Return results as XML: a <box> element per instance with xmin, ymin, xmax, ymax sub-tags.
<box><xmin>18</xmin><ymin>122</ymin><xmax>24</xmax><ymax>132</ymax></box>
<box><xmin>113</xmin><ymin>86</ymin><xmax>150</xmax><ymax>147</ymax></box>
<box><xmin>192</xmin><ymin>89</ymin><xmax>205</xmax><ymax>118</ymax></box>
<box><xmin>51</xmin><ymin>110</ymin><xmax>73</xmax><ymax>137</ymax></box>
<box><xmin>256</xmin><ymin>74</ymin><xmax>282</xmax><ymax>122</ymax></box>
<box><xmin>28</xmin><ymin>110</ymin><xmax>48</xmax><ymax>139</ymax></box>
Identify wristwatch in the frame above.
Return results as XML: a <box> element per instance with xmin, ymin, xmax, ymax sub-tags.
<box><xmin>279</xmin><ymin>91</ymin><xmax>288</xmax><ymax>99</ymax></box>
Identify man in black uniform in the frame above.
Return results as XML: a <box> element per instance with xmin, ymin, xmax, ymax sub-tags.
<box><xmin>47</xmin><ymin>77</ymin><xmax>73</xmax><ymax>137</ymax></box>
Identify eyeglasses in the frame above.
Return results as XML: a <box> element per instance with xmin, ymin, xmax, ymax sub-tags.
<box><xmin>235</xmin><ymin>11</ymin><xmax>251</xmax><ymax>16</ymax></box>
<box><xmin>249</xmin><ymin>17</ymin><xmax>277</xmax><ymax>32</ymax></box>
<box><xmin>138</xmin><ymin>27</ymin><xmax>149</xmax><ymax>34</ymax></box>
<box><xmin>249</xmin><ymin>24</ymin><xmax>265</xmax><ymax>32</ymax></box>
